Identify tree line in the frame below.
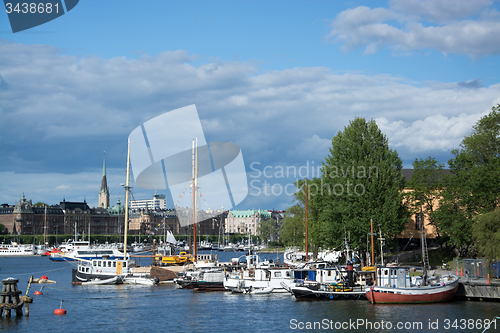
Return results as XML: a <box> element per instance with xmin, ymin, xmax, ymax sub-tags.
<box><xmin>270</xmin><ymin>104</ymin><xmax>499</xmax><ymax>262</ymax></box>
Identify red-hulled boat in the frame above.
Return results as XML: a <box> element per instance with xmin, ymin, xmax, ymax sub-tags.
<box><xmin>365</xmin><ymin>266</ymin><xmax>459</xmax><ymax>304</ymax></box>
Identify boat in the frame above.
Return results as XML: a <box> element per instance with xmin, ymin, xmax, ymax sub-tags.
<box><xmin>82</xmin><ymin>276</ymin><xmax>121</xmax><ymax>285</ymax></box>
<box><xmin>365</xmin><ymin>215</ymin><xmax>459</xmax><ymax>304</ymax></box>
<box><xmin>223</xmin><ymin>253</ymin><xmax>294</xmax><ymax>293</ymax></box>
<box><xmin>290</xmin><ymin>262</ymin><xmax>376</xmax><ymax>300</ymax></box>
<box><xmin>72</xmin><ymin>255</ymin><xmax>139</xmax><ymax>285</ymax></box>
<box><xmin>365</xmin><ymin>268</ymin><xmax>459</xmax><ymax>303</ymax></box>
<box><xmin>123</xmin><ymin>276</ymin><xmax>159</xmax><ymax>285</ymax></box>
<box><xmin>0</xmin><ymin>242</ymin><xmax>35</xmax><ymax>256</ymax></box>
<box><xmin>192</xmin><ymin>270</ymin><xmax>227</xmax><ymax>291</ymax></box>
<box><xmin>244</xmin><ymin>286</ymin><xmax>274</xmax><ymax>294</ymax></box>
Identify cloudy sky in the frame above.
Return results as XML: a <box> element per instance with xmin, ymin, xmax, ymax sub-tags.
<box><xmin>1</xmin><ymin>0</ymin><xmax>499</xmax><ymax>211</ymax></box>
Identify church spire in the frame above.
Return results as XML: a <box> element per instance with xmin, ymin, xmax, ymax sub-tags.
<box><xmin>98</xmin><ymin>152</ymin><xmax>110</xmax><ymax>209</ymax></box>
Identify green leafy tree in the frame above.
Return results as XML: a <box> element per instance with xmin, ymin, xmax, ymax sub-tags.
<box><xmin>279</xmin><ymin>205</ymin><xmax>305</xmax><ymax>247</ymax></box>
<box><xmin>472</xmin><ymin>208</ymin><xmax>500</xmax><ymax>261</ymax></box>
<box><xmin>257</xmin><ymin>218</ymin><xmax>277</xmax><ymax>244</ymax></box>
<box><xmin>33</xmin><ymin>202</ymin><xmax>48</xmax><ymax>207</ymax></box>
<box><xmin>406</xmin><ymin>157</ymin><xmax>446</xmax><ymax>232</ymax></box>
<box><xmin>434</xmin><ymin>105</ymin><xmax>500</xmax><ymax>254</ymax></box>
<box><xmin>0</xmin><ymin>224</ymin><xmax>5</xmax><ymax>235</ymax></box>
<box><xmin>317</xmin><ymin>117</ymin><xmax>408</xmax><ymax>261</ymax></box>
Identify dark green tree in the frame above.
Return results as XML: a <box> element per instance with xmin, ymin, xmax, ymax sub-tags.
<box><xmin>257</xmin><ymin>218</ymin><xmax>277</xmax><ymax>244</ymax></box>
<box><xmin>472</xmin><ymin>208</ymin><xmax>500</xmax><ymax>261</ymax></box>
<box><xmin>317</xmin><ymin>117</ymin><xmax>408</xmax><ymax>261</ymax></box>
<box><xmin>279</xmin><ymin>205</ymin><xmax>305</xmax><ymax>247</ymax></box>
<box><xmin>434</xmin><ymin>104</ymin><xmax>500</xmax><ymax>254</ymax></box>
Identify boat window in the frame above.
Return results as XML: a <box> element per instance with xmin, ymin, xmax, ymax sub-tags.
<box><xmin>98</xmin><ymin>261</ymin><xmax>101</xmax><ymax>267</ymax></box>
<box><xmin>113</xmin><ymin>262</ymin><xmax>116</xmax><ymax>267</ymax></box>
<box><xmin>123</xmin><ymin>262</ymin><xmax>127</xmax><ymax>268</ymax></box>
<box><xmin>286</xmin><ymin>271</ymin><xmax>290</xmax><ymax>277</ymax></box>
<box><xmin>86</xmin><ymin>268</ymin><xmax>89</xmax><ymax>272</ymax></box>
<box><xmin>275</xmin><ymin>272</ymin><xmax>282</xmax><ymax>277</ymax></box>
<box><xmin>384</xmin><ymin>269</ymin><xmax>388</xmax><ymax>275</ymax></box>
<box><xmin>108</xmin><ymin>261</ymin><xmax>111</xmax><ymax>267</ymax></box>
<box><xmin>93</xmin><ymin>261</ymin><xmax>97</xmax><ymax>266</ymax></box>
<box><xmin>328</xmin><ymin>271</ymin><xmax>331</xmax><ymax>276</ymax></box>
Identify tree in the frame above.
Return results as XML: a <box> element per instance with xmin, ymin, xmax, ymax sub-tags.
<box><xmin>33</xmin><ymin>202</ymin><xmax>48</xmax><ymax>207</ymax></box>
<box><xmin>406</xmin><ymin>157</ymin><xmax>446</xmax><ymax>233</ymax></box>
<box><xmin>279</xmin><ymin>205</ymin><xmax>305</xmax><ymax>247</ymax></box>
<box><xmin>434</xmin><ymin>105</ymin><xmax>500</xmax><ymax>254</ymax></box>
<box><xmin>472</xmin><ymin>208</ymin><xmax>500</xmax><ymax>261</ymax></box>
<box><xmin>257</xmin><ymin>218</ymin><xmax>277</xmax><ymax>244</ymax></box>
<box><xmin>316</xmin><ymin>117</ymin><xmax>408</xmax><ymax>260</ymax></box>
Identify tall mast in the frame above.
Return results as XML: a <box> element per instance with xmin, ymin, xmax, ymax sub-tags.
<box><xmin>124</xmin><ymin>138</ymin><xmax>131</xmax><ymax>257</ymax></box>
<box><xmin>192</xmin><ymin>139</ymin><xmax>198</xmax><ymax>262</ymax></box>
<box><xmin>371</xmin><ymin>219</ymin><xmax>374</xmax><ymax>266</ymax></box>
<box><xmin>44</xmin><ymin>205</ymin><xmax>47</xmax><ymax>247</ymax></box>
<box><xmin>305</xmin><ymin>180</ymin><xmax>308</xmax><ymax>261</ymax></box>
<box><xmin>420</xmin><ymin>206</ymin><xmax>427</xmax><ymax>284</ymax></box>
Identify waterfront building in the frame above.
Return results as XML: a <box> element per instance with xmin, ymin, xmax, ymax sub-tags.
<box><xmin>225</xmin><ymin>209</ymin><xmax>271</xmax><ymax>236</ymax></box>
<box><xmin>129</xmin><ymin>194</ymin><xmax>167</xmax><ymax>210</ymax></box>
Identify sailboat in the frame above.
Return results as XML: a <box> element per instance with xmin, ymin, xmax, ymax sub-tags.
<box><xmin>365</xmin><ymin>214</ymin><xmax>459</xmax><ymax>304</ymax></box>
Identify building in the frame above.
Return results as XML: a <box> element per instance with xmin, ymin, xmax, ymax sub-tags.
<box><xmin>129</xmin><ymin>194</ymin><xmax>167</xmax><ymax>210</ymax></box>
<box><xmin>225</xmin><ymin>209</ymin><xmax>272</xmax><ymax>236</ymax></box>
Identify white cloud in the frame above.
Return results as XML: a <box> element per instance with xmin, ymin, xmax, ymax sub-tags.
<box><xmin>376</xmin><ymin>111</ymin><xmax>488</xmax><ymax>153</ymax></box>
<box><xmin>328</xmin><ymin>0</ymin><xmax>500</xmax><ymax>58</ymax></box>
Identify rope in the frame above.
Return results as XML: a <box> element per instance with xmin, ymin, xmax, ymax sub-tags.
<box><xmin>0</xmin><ymin>263</ymin><xmax>75</xmax><ymax>279</ymax></box>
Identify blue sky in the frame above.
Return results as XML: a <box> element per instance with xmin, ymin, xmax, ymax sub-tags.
<box><xmin>1</xmin><ymin>0</ymin><xmax>499</xmax><ymax>211</ymax></box>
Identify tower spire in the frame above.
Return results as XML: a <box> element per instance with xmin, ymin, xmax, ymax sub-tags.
<box><xmin>98</xmin><ymin>152</ymin><xmax>110</xmax><ymax>209</ymax></box>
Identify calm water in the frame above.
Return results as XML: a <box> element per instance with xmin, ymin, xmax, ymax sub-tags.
<box><xmin>1</xmin><ymin>253</ymin><xmax>499</xmax><ymax>333</ymax></box>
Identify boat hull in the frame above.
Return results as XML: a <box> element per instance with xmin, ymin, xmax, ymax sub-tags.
<box><xmin>366</xmin><ymin>281</ymin><xmax>459</xmax><ymax>304</ymax></box>
<box><xmin>193</xmin><ymin>281</ymin><xmax>227</xmax><ymax>291</ymax></box>
<box><xmin>72</xmin><ymin>268</ymin><xmax>124</xmax><ymax>285</ymax></box>
<box><xmin>292</xmin><ymin>285</ymin><xmax>366</xmax><ymax>301</ymax></box>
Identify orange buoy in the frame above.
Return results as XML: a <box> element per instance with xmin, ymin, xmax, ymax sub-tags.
<box><xmin>460</xmin><ymin>267</ymin><xmax>463</xmax><ymax>276</ymax></box>
<box><xmin>54</xmin><ymin>308</ymin><xmax>66</xmax><ymax>315</ymax></box>
<box><xmin>41</xmin><ymin>275</ymin><xmax>48</xmax><ymax>280</ymax></box>
<box><xmin>34</xmin><ymin>291</ymin><xmax>43</xmax><ymax>295</ymax></box>
<box><xmin>487</xmin><ymin>274</ymin><xmax>490</xmax><ymax>284</ymax></box>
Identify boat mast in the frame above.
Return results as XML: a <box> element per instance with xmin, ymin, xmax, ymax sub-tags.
<box><xmin>305</xmin><ymin>180</ymin><xmax>308</xmax><ymax>261</ymax></box>
<box><xmin>371</xmin><ymin>219</ymin><xmax>375</xmax><ymax>266</ymax></box>
<box><xmin>124</xmin><ymin>138</ymin><xmax>131</xmax><ymax>257</ymax></box>
<box><xmin>420</xmin><ymin>206</ymin><xmax>427</xmax><ymax>285</ymax></box>
<box><xmin>192</xmin><ymin>139</ymin><xmax>198</xmax><ymax>262</ymax></box>
<box><xmin>44</xmin><ymin>205</ymin><xmax>47</xmax><ymax>248</ymax></box>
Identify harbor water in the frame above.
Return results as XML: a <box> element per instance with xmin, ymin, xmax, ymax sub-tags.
<box><xmin>1</xmin><ymin>252</ymin><xmax>499</xmax><ymax>333</ymax></box>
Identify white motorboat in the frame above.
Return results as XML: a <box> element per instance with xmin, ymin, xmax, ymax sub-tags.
<box><xmin>81</xmin><ymin>276</ymin><xmax>121</xmax><ymax>285</ymax></box>
<box><xmin>123</xmin><ymin>276</ymin><xmax>158</xmax><ymax>285</ymax></box>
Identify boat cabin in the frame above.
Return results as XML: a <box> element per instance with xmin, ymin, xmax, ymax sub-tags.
<box><xmin>77</xmin><ymin>258</ymin><xmax>136</xmax><ymax>276</ymax></box>
<box><xmin>376</xmin><ymin>267</ymin><xmax>411</xmax><ymax>288</ymax></box>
